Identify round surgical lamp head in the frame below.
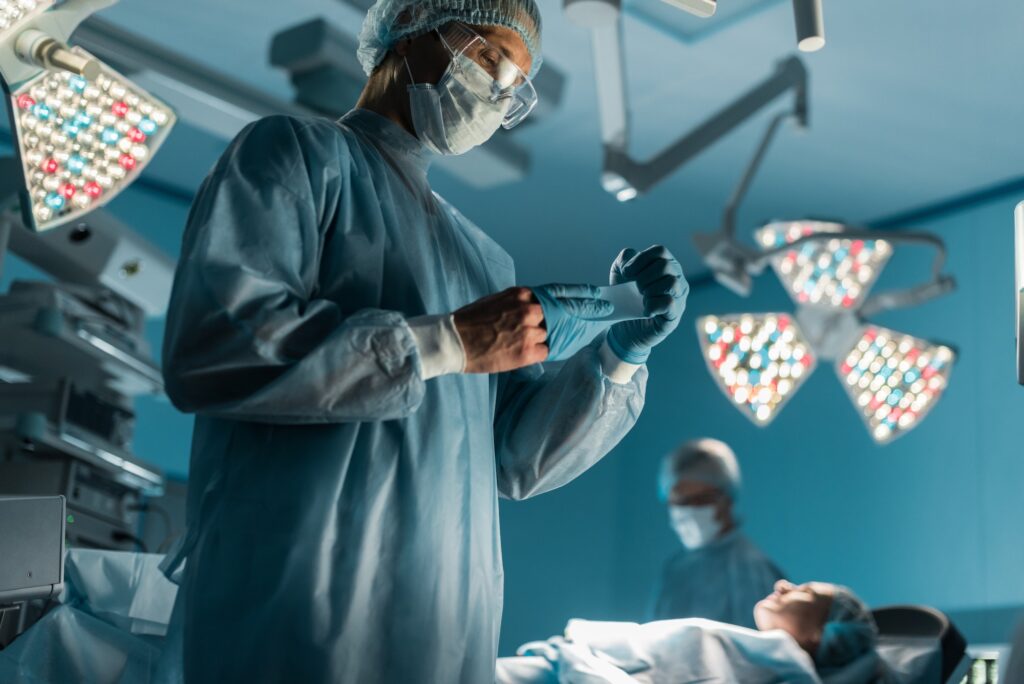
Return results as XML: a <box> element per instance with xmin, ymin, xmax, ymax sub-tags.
<box><xmin>564</xmin><ymin>0</ymin><xmax>620</xmax><ymax>29</ymax></box>
<box><xmin>793</xmin><ymin>0</ymin><xmax>825</xmax><ymax>52</ymax></box>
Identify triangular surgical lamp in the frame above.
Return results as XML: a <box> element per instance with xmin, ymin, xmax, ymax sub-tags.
<box><xmin>0</xmin><ymin>0</ymin><xmax>176</xmax><ymax>232</ymax></box>
<box><xmin>692</xmin><ymin>119</ymin><xmax>957</xmax><ymax>444</ymax></box>
<box><xmin>697</xmin><ymin>221</ymin><xmax>956</xmax><ymax>444</ymax></box>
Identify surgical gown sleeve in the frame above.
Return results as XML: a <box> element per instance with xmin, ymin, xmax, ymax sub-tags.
<box><xmin>494</xmin><ymin>337</ymin><xmax>646</xmax><ymax>500</ymax></box>
<box><xmin>162</xmin><ymin>116</ymin><xmax>425</xmax><ymax>423</ymax></box>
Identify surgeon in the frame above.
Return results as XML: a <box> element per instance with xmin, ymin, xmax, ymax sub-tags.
<box><xmin>650</xmin><ymin>438</ymin><xmax>784</xmax><ymax>628</ymax></box>
<box><xmin>160</xmin><ymin>0</ymin><xmax>689</xmax><ymax>681</ymax></box>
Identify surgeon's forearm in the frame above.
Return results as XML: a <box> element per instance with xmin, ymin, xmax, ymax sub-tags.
<box><xmin>495</xmin><ymin>340</ymin><xmax>646</xmax><ymax>500</ymax></box>
<box><xmin>164</xmin><ymin>306</ymin><xmax>430</xmax><ymax>424</ymax></box>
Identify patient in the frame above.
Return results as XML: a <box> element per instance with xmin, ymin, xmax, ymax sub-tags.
<box><xmin>756</xmin><ymin>580</ymin><xmax>878</xmax><ymax>676</ymax></box>
<box><xmin>497</xmin><ymin>580</ymin><xmax>885</xmax><ymax>684</ymax></box>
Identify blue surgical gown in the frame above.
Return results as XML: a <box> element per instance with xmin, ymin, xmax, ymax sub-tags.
<box><xmin>649</xmin><ymin>530</ymin><xmax>783</xmax><ymax>629</ymax></box>
<box><xmin>161</xmin><ymin>110</ymin><xmax>647</xmax><ymax>683</ymax></box>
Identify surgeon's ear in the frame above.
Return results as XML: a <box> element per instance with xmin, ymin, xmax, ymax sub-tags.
<box><xmin>713</xmin><ymin>494</ymin><xmax>730</xmax><ymax>521</ymax></box>
<box><xmin>715</xmin><ymin>495</ymin><xmax>738</xmax><ymax>533</ymax></box>
<box><xmin>393</xmin><ymin>38</ymin><xmax>413</xmax><ymax>57</ymax></box>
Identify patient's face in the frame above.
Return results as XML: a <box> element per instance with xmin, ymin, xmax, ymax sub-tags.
<box><xmin>753</xmin><ymin>580</ymin><xmax>834</xmax><ymax>653</ymax></box>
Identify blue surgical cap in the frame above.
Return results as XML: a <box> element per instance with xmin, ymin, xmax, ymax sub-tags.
<box><xmin>357</xmin><ymin>0</ymin><xmax>544</xmax><ymax>78</ymax></box>
<box><xmin>817</xmin><ymin>586</ymin><xmax>878</xmax><ymax>670</ymax></box>
<box><xmin>658</xmin><ymin>438</ymin><xmax>741</xmax><ymax>502</ymax></box>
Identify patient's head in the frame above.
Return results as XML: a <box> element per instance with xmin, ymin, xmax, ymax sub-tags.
<box><xmin>754</xmin><ymin>580</ymin><xmax>877</xmax><ymax>669</ymax></box>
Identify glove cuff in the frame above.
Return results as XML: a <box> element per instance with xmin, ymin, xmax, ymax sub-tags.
<box><xmin>608</xmin><ymin>328</ymin><xmax>650</xmax><ymax>365</ymax></box>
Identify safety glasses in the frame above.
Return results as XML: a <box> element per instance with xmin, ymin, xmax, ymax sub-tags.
<box><xmin>438</xmin><ymin>23</ymin><xmax>537</xmax><ymax>129</ymax></box>
<box><xmin>668</xmin><ymin>490</ymin><xmax>724</xmax><ymax>507</ymax></box>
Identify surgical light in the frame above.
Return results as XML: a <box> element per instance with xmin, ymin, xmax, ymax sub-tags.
<box><xmin>0</xmin><ymin>0</ymin><xmax>54</xmax><ymax>42</ymax></box>
<box><xmin>0</xmin><ymin>0</ymin><xmax>176</xmax><ymax>232</ymax></box>
<box><xmin>838</xmin><ymin>326</ymin><xmax>954</xmax><ymax>444</ymax></box>
<box><xmin>696</xmin><ymin>220</ymin><xmax>957</xmax><ymax>444</ymax></box>
<box><xmin>792</xmin><ymin>0</ymin><xmax>825</xmax><ymax>52</ymax></box>
<box><xmin>697</xmin><ymin>313</ymin><xmax>816</xmax><ymax>425</ymax></box>
<box><xmin>756</xmin><ymin>221</ymin><xmax>891</xmax><ymax>310</ymax></box>
<box><xmin>7</xmin><ymin>57</ymin><xmax>174</xmax><ymax>230</ymax></box>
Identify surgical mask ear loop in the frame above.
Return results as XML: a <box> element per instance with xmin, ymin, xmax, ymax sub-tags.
<box><xmin>404</xmin><ymin>28</ymin><xmax>458</xmax><ymax>88</ymax></box>
<box><xmin>403</xmin><ymin>57</ymin><xmax>417</xmax><ymax>86</ymax></box>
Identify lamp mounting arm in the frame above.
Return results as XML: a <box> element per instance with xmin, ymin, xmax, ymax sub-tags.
<box><xmin>590</xmin><ymin>9</ymin><xmax>808</xmax><ymax>201</ymax></box>
<box><xmin>0</xmin><ymin>0</ymin><xmax>116</xmax><ymax>85</ymax></box>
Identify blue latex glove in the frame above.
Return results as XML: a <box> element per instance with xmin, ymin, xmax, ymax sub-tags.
<box><xmin>530</xmin><ymin>283</ymin><xmax>614</xmax><ymax>361</ymax></box>
<box><xmin>607</xmin><ymin>246</ymin><xmax>689</xmax><ymax>364</ymax></box>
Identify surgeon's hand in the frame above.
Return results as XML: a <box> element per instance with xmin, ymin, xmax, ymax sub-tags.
<box><xmin>530</xmin><ymin>283</ymin><xmax>613</xmax><ymax>361</ymax></box>
<box><xmin>607</xmin><ymin>245</ymin><xmax>688</xmax><ymax>364</ymax></box>
<box><xmin>455</xmin><ymin>287</ymin><xmax>549</xmax><ymax>373</ymax></box>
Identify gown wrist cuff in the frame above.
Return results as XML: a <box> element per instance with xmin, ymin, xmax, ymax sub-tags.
<box><xmin>408</xmin><ymin>314</ymin><xmax>466</xmax><ymax>379</ymax></box>
<box><xmin>599</xmin><ymin>338</ymin><xmax>642</xmax><ymax>384</ymax></box>
<box><xmin>607</xmin><ymin>329</ymin><xmax>651</xmax><ymax>365</ymax></box>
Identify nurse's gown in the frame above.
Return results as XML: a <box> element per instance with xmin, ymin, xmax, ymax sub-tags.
<box><xmin>161</xmin><ymin>109</ymin><xmax>646</xmax><ymax>683</ymax></box>
<box><xmin>650</xmin><ymin>530</ymin><xmax>784</xmax><ymax>629</ymax></box>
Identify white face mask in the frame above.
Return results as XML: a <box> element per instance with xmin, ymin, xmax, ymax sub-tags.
<box><xmin>669</xmin><ymin>505</ymin><xmax>722</xmax><ymax>549</ymax></box>
<box><xmin>407</xmin><ymin>52</ymin><xmax>510</xmax><ymax>156</ymax></box>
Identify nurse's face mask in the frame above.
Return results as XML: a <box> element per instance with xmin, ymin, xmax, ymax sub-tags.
<box><xmin>406</xmin><ymin>23</ymin><xmax>537</xmax><ymax>155</ymax></box>
<box><xmin>669</xmin><ymin>504</ymin><xmax>722</xmax><ymax>549</ymax></box>
<box><xmin>667</xmin><ymin>481</ymin><xmax>727</xmax><ymax>549</ymax></box>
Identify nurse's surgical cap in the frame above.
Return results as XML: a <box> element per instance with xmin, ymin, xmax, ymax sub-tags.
<box><xmin>816</xmin><ymin>586</ymin><xmax>878</xmax><ymax>670</ymax></box>
<box><xmin>658</xmin><ymin>438</ymin><xmax>741</xmax><ymax>502</ymax></box>
<box><xmin>357</xmin><ymin>0</ymin><xmax>543</xmax><ymax>77</ymax></box>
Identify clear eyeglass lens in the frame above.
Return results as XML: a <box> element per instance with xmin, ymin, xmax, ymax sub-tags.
<box><xmin>442</xmin><ymin>24</ymin><xmax>537</xmax><ymax>127</ymax></box>
<box><xmin>464</xmin><ymin>43</ymin><xmax>524</xmax><ymax>90</ymax></box>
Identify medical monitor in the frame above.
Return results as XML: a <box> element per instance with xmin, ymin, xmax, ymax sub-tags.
<box><xmin>0</xmin><ymin>495</ymin><xmax>65</xmax><ymax>604</ymax></box>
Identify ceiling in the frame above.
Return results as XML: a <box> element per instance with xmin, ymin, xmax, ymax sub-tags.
<box><xmin>6</xmin><ymin>0</ymin><xmax>1024</xmax><ymax>281</ymax></box>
